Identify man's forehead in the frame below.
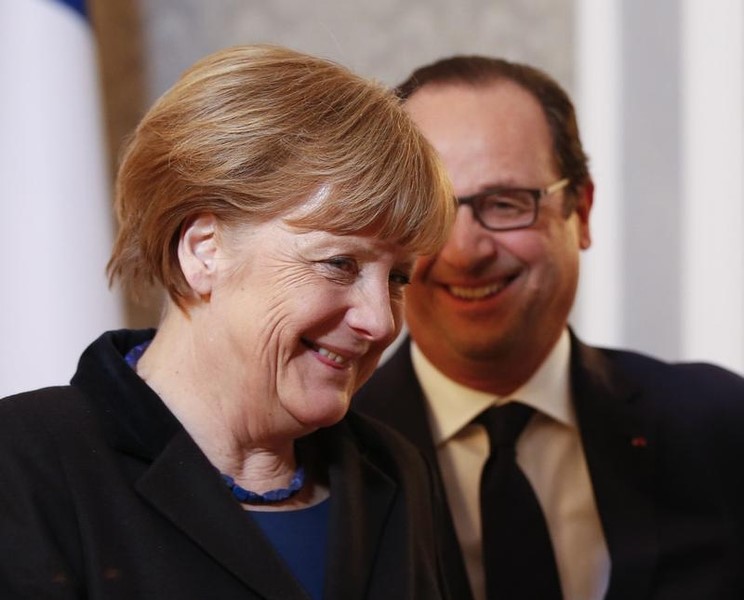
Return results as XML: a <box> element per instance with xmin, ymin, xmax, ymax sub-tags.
<box><xmin>405</xmin><ymin>79</ymin><xmax>540</xmax><ymax>113</ymax></box>
<box><xmin>404</xmin><ymin>81</ymin><xmax>556</xmax><ymax>192</ymax></box>
<box><xmin>404</xmin><ymin>81</ymin><xmax>549</xmax><ymax>150</ymax></box>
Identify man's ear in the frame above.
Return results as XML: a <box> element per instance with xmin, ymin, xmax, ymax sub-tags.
<box><xmin>575</xmin><ymin>179</ymin><xmax>594</xmax><ymax>250</ymax></box>
<box><xmin>178</xmin><ymin>213</ymin><xmax>219</xmax><ymax>297</ymax></box>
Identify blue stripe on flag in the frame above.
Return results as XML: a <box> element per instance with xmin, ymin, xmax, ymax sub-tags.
<box><xmin>55</xmin><ymin>0</ymin><xmax>87</xmax><ymax>19</ymax></box>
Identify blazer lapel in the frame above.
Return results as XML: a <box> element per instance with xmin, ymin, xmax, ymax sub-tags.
<box><xmin>73</xmin><ymin>332</ymin><xmax>309</xmax><ymax>599</ymax></box>
<box><xmin>136</xmin><ymin>431</ymin><xmax>310</xmax><ymax>600</ymax></box>
<box><xmin>571</xmin><ymin>336</ymin><xmax>658</xmax><ymax>600</ymax></box>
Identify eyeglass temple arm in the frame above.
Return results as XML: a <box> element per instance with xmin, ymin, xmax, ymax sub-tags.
<box><xmin>542</xmin><ymin>178</ymin><xmax>571</xmax><ymax>196</ymax></box>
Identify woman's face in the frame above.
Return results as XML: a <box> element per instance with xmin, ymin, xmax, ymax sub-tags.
<box><xmin>190</xmin><ymin>210</ymin><xmax>414</xmax><ymax>437</ymax></box>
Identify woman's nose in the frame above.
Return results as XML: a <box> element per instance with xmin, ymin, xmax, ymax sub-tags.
<box><xmin>346</xmin><ymin>282</ymin><xmax>398</xmax><ymax>344</ymax></box>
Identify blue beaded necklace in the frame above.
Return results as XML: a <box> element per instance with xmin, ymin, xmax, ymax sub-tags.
<box><xmin>124</xmin><ymin>339</ymin><xmax>306</xmax><ymax>505</ymax></box>
<box><xmin>221</xmin><ymin>467</ymin><xmax>306</xmax><ymax>504</ymax></box>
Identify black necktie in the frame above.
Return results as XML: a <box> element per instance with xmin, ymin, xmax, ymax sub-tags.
<box><xmin>478</xmin><ymin>402</ymin><xmax>563</xmax><ymax>600</ymax></box>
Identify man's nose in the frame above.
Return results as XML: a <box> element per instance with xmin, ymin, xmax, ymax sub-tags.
<box><xmin>438</xmin><ymin>204</ymin><xmax>499</xmax><ymax>269</ymax></box>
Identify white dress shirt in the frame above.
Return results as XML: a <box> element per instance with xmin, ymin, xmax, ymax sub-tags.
<box><xmin>411</xmin><ymin>329</ymin><xmax>610</xmax><ymax>600</ymax></box>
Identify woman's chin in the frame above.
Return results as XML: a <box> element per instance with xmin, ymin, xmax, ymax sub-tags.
<box><xmin>287</xmin><ymin>395</ymin><xmax>351</xmax><ymax>431</ymax></box>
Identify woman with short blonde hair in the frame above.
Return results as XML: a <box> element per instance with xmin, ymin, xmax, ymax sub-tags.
<box><xmin>0</xmin><ymin>45</ymin><xmax>454</xmax><ymax>600</ymax></box>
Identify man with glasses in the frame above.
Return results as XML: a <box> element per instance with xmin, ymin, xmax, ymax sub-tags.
<box><xmin>354</xmin><ymin>55</ymin><xmax>744</xmax><ymax>600</ymax></box>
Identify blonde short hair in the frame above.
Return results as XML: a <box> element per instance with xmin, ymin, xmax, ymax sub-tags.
<box><xmin>108</xmin><ymin>44</ymin><xmax>454</xmax><ymax>307</ymax></box>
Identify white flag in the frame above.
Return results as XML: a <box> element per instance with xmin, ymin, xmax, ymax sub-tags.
<box><xmin>0</xmin><ymin>0</ymin><xmax>123</xmax><ymax>397</ymax></box>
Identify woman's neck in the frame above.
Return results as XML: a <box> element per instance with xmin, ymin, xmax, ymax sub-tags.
<box><xmin>136</xmin><ymin>309</ymin><xmax>300</xmax><ymax>498</ymax></box>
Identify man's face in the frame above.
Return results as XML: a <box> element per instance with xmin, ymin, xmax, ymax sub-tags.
<box><xmin>403</xmin><ymin>81</ymin><xmax>592</xmax><ymax>393</ymax></box>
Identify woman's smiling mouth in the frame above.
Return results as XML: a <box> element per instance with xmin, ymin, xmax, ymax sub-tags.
<box><xmin>302</xmin><ymin>339</ymin><xmax>352</xmax><ymax>366</ymax></box>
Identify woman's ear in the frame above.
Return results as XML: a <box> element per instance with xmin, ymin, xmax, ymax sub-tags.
<box><xmin>178</xmin><ymin>213</ymin><xmax>219</xmax><ymax>297</ymax></box>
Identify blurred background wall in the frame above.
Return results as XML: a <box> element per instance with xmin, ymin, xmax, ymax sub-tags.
<box><xmin>2</xmin><ymin>0</ymin><xmax>741</xmax><ymax>396</ymax></box>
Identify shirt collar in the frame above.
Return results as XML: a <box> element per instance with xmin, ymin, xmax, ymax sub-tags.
<box><xmin>411</xmin><ymin>329</ymin><xmax>574</xmax><ymax>446</ymax></box>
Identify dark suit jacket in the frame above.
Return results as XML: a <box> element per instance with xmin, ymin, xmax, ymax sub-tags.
<box><xmin>0</xmin><ymin>330</ymin><xmax>449</xmax><ymax>600</ymax></box>
<box><xmin>353</xmin><ymin>333</ymin><xmax>744</xmax><ymax>600</ymax></box>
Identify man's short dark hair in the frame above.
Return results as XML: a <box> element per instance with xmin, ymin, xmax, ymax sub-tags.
<box><xmin>397</xmin><ymin>55</ymin><xmax>590</xmax><ymax>203</ymax></box>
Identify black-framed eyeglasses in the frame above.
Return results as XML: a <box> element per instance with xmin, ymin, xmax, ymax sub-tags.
<box><xmin>457</xmin><ymin>177</ymin><xmax>571</xmax><ymax>231</ymax></box>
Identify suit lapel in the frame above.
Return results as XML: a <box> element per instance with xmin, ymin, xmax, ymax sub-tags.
<box><xmin>320</xmin><ymin>422</ymin><xmax>396</xmax><ymax>600</ymax></box>
<box><xmin>356</xmin><ymin>342</ymin><xmax>440</xmax><ymax>463</ymax></box>
<box><xmin>571</xmin><ymin>336</ymin><xmax>658</xmax><ymax>600</ymax></box>
<box><xmin>136</xmin><ymin>431</ymin><xmax>310</xmax><ymax>600</ymax></box>
<box><xmin>353</xmin><ymin>342</ymin><xmax>475</xmax><ymax>600</ymax></box>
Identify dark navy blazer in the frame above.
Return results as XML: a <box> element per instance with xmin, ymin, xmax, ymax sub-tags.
<box><xmin>353</xmin><ymin>333</ymin><xmax>744</xmax><ymax>600</ymax></box>
<box><xmin>0</xmin><ymin>330</ymin><xmax>450</xmax><ymax>600</ymax></box>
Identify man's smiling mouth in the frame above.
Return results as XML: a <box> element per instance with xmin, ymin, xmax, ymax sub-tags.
<box><xmin>447</xmin><ymin>279</ymin><xmax>513</xmax><ymax>300</ymax></box>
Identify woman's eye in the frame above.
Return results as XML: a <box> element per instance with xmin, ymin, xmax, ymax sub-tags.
<box><xmin>326</xmin><ymin>256</ymin><xmax>358</xmax><ymax>275</ymax></box>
